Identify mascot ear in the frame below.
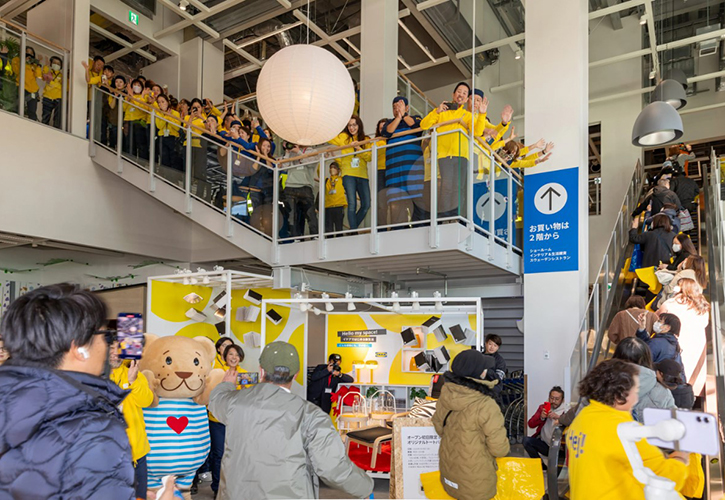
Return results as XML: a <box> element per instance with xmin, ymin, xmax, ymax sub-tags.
<box><xmin>194</xmin><ymin>368</ymin><xmax>225</xmax><ymax>406</ymax></box>
<box><xmin>193</xmin><ymin>336</ymin><xmax>217</xmax><ymax>365</ymax></box>
<box><xmin>142</xmin><ymin>369</ymin><xmax>160</xmax><ymax>407</ymax></box>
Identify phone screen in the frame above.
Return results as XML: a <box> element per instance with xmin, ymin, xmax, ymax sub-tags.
<box><xmin>237</xmin><ymin>372</ymin><xmax>259</xmax><ymax>386</ymax></box>
<box><xmin>117</xmin><ymin>313</ymin><xmax>144</xmax><ymax>360</ymax></box>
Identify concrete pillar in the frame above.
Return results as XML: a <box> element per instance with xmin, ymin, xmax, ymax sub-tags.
<box><xmin>360</xmin><ymin>0</ymin><xmax>398</xmax><ymax>132</ymax></box>
<box><xmin>523</xmin><ymin>0</ymin><xmax>589</xmax><ymax>416</ymax></box>
<box><xmin>179</xmin><ymin>38</ymin><xmax>224</xmax><ymax>103</ymax></box>
<box><xmin>141</xmin><ymin>56</ymin><xmax>180</xmax><ymax>98</ymax></box>
<box><xmin>26</xmin><ymin>0</ymin><xmax>88</xmax><ymax>136</ymax></box>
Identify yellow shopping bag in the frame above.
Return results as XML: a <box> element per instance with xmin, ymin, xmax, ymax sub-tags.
<box><xmin>419</xmin><ymin>458</ymin><xmax>544</xmax><ymax>500</ymax></box>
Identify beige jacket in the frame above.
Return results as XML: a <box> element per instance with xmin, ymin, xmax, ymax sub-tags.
<box><xmin>607</xmin><ymin>307</ymin><xmax>658</xmax><ymax>344</ymax></box>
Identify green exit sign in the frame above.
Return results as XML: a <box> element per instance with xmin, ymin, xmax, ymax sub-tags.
<box><xmin>129</xmin><ymin>10</ymin><xmax>139</xmax><ymax>25</ymax></box>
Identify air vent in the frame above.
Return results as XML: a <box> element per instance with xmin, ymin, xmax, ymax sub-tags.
<box><xmin>697</xmin><ymin>24</ymin><xmax>721</xmax><ymax>57</ymax></box>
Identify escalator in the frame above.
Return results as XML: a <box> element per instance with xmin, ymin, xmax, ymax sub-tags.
<box><xmin>546</xmin><ymin>152</ymin><xmax>725</xmax><ymax>499</ymax></box>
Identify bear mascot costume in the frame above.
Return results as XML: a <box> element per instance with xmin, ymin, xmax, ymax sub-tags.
<box><xmin>139</xmin><ymin>334</ymin><xmax>224</xmax><ymax>498</ymax></box>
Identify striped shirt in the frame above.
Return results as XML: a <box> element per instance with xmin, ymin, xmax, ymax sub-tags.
<box><xmin>382</xmin><ymin>116</ymin><xmax>424</xmax><ymax>203</ymax></box>
<box><xmin>143</xmin><ymin>399</ymin><xmax>211</xmax><ymax>489</ymax></box>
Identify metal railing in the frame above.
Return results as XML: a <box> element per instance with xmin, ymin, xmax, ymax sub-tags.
<box><xmin>566</xmin><ymin>159</ymin><xmax>646</xmax><ymax>400</ymax></box>
<box><xmin>91</xmin><ymin>85</ymin><xmax>524</xmax><ymax>263</ymax></box>
<box><xmin>0</xmin><ymin>18</ymin><xmax>70</xmax><ymax>132</ymax></box>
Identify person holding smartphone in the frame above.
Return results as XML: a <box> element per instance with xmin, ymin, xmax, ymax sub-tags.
<box><xmin>109</xmin><ymin>324</ymin><xmax>155</xmax><ymax>500</ymax></box>
<box><xmin>524</xmin><ymin>386</ymin><xmax>568</xmax><ymax>465</ymax></box>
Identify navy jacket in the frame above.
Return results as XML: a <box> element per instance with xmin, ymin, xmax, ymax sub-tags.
<box><xmin>306</xmin><ymin>364</ymin><xmax>354</xmax><ymax>414</ymax></box>
<box><xmin>0</xmin><ymin>364</ymin><xmax>135</xmax><ymax>499</ymax></box>
<box><xmin>635</xmin><ymin>328</ymin><xmax>683</xmax><ymax>367</ymax></box>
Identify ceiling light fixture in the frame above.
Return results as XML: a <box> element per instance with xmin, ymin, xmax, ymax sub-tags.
<box><xmin>652</xmin><ymin>79</ymin><xmax>687</xmax><ymax>109</ymax></box>
<box><xmin>514</xmin><ymin>49</ymin><xmax>523</xmax><ymax>60</ymax></box>
<box><xmin>631</xmin><ymin>101</ymin><xmax>684</xmax><ymax>147</ymax></box>
<box><xmin>639</xmin><ymin>14</ymin><xmax>647</xmax><ymax>25</ymax></box>
<box><xmin>345</xmin><ymin>292</ymin><xmax>356</xmax><ymax>311</ymax></box>
<box><xmin>179</xmin><ymin>0</ymin><xmax>189</xmax><ymax>11</ymax></box>
<box><xmin>312</xmin><ymin>307</ymin><xmax>322</xmax><ymax>316</ymax></box>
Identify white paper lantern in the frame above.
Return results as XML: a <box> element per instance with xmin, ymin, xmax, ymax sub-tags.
<box><xmin>256</xmin><ymin>45</ymin><xmax>355</xmax><ymax>146</ymax></box>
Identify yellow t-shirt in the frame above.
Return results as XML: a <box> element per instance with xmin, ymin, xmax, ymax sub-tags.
<box><xmin>376</xmin><ymin>139</ymin><xmax>386</xmax><ymax>171</ymax></box>
<box><xmin>156</xmin><ymin>109</ymin><xmax>181</xmax><ymax>137</ymax></box>
<box><xmin>11</xmin><ymin>57</ymin><xmax>42</xmax><ymax>93</ymax></box>
<box><xmin>87</xmin><ymin>63</ymin><xmax>103</xmax><ymax>101</ymax></box>
<box><xmin>328</xmin><ymin>132</ymin><xmax>372</xmax><ymax>179</ymax></box>
<box><xmin>420</xmin><ymin>106</ymin><xmax>486</xmax><ymax>159</ymax></box>
<box><xmin>41</xmin><ymin>66</ymin><xmax>63</xmax><ymax>100</ymax></box>
<box><xmin>123</xmin><ymin>94</ymin><xmax>150</xmax><ymax>122</ymax></box>
<box><xmin>325</xmin><ymin>175</ymin><xmax>347</xmax><ymax>208</ymax></box>
<box><xmin>110</xmin><ymin>364</ymin><xmax>154</xmax><ymax>462</ymax></box>
<box><xmin>208</xmin><ymin>364</ymin><xmax>246</xmax><ymax>423</ymax></box>
<box><xmin>567</xmin><ymin>400</ymin><xmax>688</xmax><ymax>500</ymax></box>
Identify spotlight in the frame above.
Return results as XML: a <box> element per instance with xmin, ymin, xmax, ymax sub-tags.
<box><xmin>345</xmin><ymin>292</ymin><xmax>356</xmax><ymax>311</ymax></box>
<box><xmin>183</xmin><ymin>276</ymin><xmax>190</xmax><ymax>286</ymax></box>
<box><xmin>322</xmin><ymin>293</ymin><xmax>334</xmax><ymax>312</ymax></box>
<box><xmin>514</xmin><ymin>49</ymin><xmax>523</xmax><ymax>60</ymax></box>
<box><xmin>213</xmin><ymin>265</ymin><xmax>224</xmax><ymax>272</ymax></box>
<box><xmin>410</xmin><ymin>291</ymin><xmax>421</xmax><ymax>311</ymax></box>
<box><xmin>639</xmin><ymin>14</ymin><xmax>647</xmax><ymax>25</ymax></box>
<box><xmin>434</xmin><ymin>291</ymin><xmax>443</xmax><ymax>311</ymax></box>
<box><xmin>190</xmin><ymin>277</ymin><xmax>198</xmax><ymax>285</ymax></box>
<box><xmin>649</xmin><ymin>70</ymin><xmax>656</xmax><ymax>80</ymax></box>
<box><xmin>391</xmin><ymin>292</ymin><xmax>401</xmax><ymax>312</ymax></box>
<box><xmin>202</xmin><ymin>275</ymin><xmax>210</xmax><ymax>285</ymax></box>
<box><xmin>179</xmin><ymin>0</ymin><xmax>189</xmax><ymax>11</ymax></box>
<box><xmin>312</xmin><ymin>307</ymin><xmax>322</xmax><ymax>316</ymax></box>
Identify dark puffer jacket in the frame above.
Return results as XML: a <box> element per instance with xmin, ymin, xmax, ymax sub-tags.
<box><xmin>0</xmin><ymin>364</ymin><xmax>135</xmax><ymax>500</ymax></box>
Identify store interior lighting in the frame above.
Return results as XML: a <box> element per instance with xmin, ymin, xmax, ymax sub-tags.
<box><xmin>179</xmin><ymin>0</ymin><xmax>188</xmax><ymax>11</ymax></box>
<box><xmin>514</xmin><ymin>49</ymin><xmax>523</xmax><ymax>60</ymax></box>
<box><xmin>345</xmin><ymin>292</ymin><xmax>356</xmax><ymax>311</ymax></box>
<box><xmin>434</xmin><ymin>291</ymin><xmax>443</xmax><ymax>311</ymax></box>
<box><xmin>411</xmin><ymin>291</ymin><xmax>420</xmax><ymax>311</ymax></box>
<box><xmin>312</xmin><ymin>307</ymin><xmax>322</xmax><ymax>316</ymax></box>
<box><xmin>639</xmin><ymin>14</ymin><xmax>647</xmax><ymax>25</ymax></box>
<box><xmin>391</xmin><ymin>292</ymin><xmax>401</xmax><ymax>312</ymax></box>
<box><xmin>322</xmin><ymin>293</ymin><xmax>334</xmax><ymax>312</ymax></box>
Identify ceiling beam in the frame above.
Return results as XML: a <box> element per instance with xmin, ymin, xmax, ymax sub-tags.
<box><xmin>237</xmin><ymin>21</ymin><xmax>303</xmax><ymax>48</ymax></box>
<box><xmin>105</xmin><ymin>40</ymin><xmax>150</xmax><ymax>63</ymax></box>
<box><xmin>292</xmin><ymin>10</ymin><xmax>355</xmax><ymax>61</ymax></box>
<box><xmin>223</xmin><ymin>39</ymin><xmax>263</xmax><ymax>67</ymax></box>
<box><xmin>154</xmin><ymin>0</ymin><xmax>246</xmax><ymax>39</ymax></box>
<box><xmin>588</xmin><ymin>136</ymin><xmax>602</xmax><ymax>164</ymax></box>
<box><xmin>0</xmin><ymin>0</ymin><xmax>43</xmax><ymax>19</ymax></box>
<box><xmin>398</xmin><ymin>19</ymin><xmax>437</xmax><ymax>63</ymax></box>
<box><xmin>589</xmin><ymin>0</ymin><xmax>644</xmax><ymax>20</ymax></box>
<box><xmin>603</xmin><ymin>0</ymin><xmax>624</xmax><ymax>29</ymax></box>
<box><xmin>643</xmin><ymin>0</ymin><xmax>660</xmax><ymax>81</ymax></box>
<box><xmin>90</xmin><ymin>23</ymin><xmax>157</xmax><ymax>62</ymax></box>
<box><xmin>400</xmin><ymin>0</ymin><xmax>470</xmax><ymax>77</ymax></box>
<box><xmin>156</xmin><ymin>0</ymin><xmax>221</xmax><ymax>38</ymax></box>
<box><xmin>220</xmin><ymin>0</ymin><xmax>315</xmax><ymax>40</ymax></box>
<box><xmin>399</xmin><ymin>56</ymin><xmax>450</xmax><ymax>75</ymax></box>
<box><xmin>416</xmin><ymin>0</ymin><xmax>449</xmax><ymax>11</ymax></box>
<box><xmin>456</xmin><ymin>33</ymin><xmax>525</xmax><ymax>60</ymax></box>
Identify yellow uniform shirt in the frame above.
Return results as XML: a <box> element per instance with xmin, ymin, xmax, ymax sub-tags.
<box><xmin>208</xmin><ymin>364</ymin><xmax>246</xmax><ymax>423</ymax></box>
<box><xmin>155</xmin><ymin>109</ymin><xmax>181</xmax><ymax>137</ymax></box>
<box><xmin>325</xmin><ymin>175</ymin><xmax>347</xmax><ymax>208</ymax></box>
<box><xmin>41</xmin><ymin>66</ymin><xmax>63</xmax><ymax>100</ymax></box>
<box><xmin>110</xmin><ymin>364</ymin><xmax>154</xmax><ymax>462</ymax></box>
<box><xmin>87</xmin><ymin>63</ymin><xmax>103</xmax><ymax>100</ymax></box>
<box><xmin>328</xmin><ymin>133</ymin><xmax>372</xmax><ymax>179</ymax></box>
<box><xmin>567</xmin><ymin>400</ymin><xmax>688</xmax><ymax>500</ymax></box>
<box><xmin>420</xmin><ymin>106</ymin><xmax>486</xmax><ymax>159</ymax></box>
<box><xmin>184</xmin><ymin>117</ymin><xmax>206</xmax><ymax>148</ymax></box>
<box><xmin>123</xmin><ymin>94</ymin><xmax>150</xmax><ymax>122</ymax></box>
<box><xmin>376</xmin><ymin>139</ymin><xmax>386</xmax><ymax>171</ymax></box>
<box><xmin>11</xmin><ymin>58</ymin><xmax>42</xmax><ymax>93</ymax></box>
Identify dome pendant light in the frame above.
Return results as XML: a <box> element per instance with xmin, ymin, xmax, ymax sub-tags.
<box><xmin>631</xmin><ymin>101</ymin><xmax>684</xmax><ymax>147</ymax></box>
<box><xmin>665</xmin><ymin>68</ymin><xmax>689</xmax><ymax>90</ymax></box>
<box><xmin>652</xmin><ymin>79</ymin><xmax>687</xmax><ymax>110</ymax></box>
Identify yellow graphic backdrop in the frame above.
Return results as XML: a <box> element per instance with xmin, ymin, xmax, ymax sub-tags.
<box><xmin>327</xmin><ymin>312</ymin><xmax>477</xmax><ymax>386</ymax></box>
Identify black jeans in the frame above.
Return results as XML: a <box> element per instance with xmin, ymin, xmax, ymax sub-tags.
<box><xmin>438</xmin><ymin>156</ymin><xmax>467</xmax><ymax>218</ymax></box>
<box><xmin>41</xmin><ymin>97</ymin><xmax>61</xmax><ymax>128</ymax></box>
<box><xmin>209</xmin><ymin>421</ymin><xmax>225</xmax><ymax>494</ymax></box>
<box><xmin>24</xmin><ymin>92</ymin><xmax>38</xmax><ymax>121</ymax></box>
<box><xmin>283</xmin><ymin>186</ymin><xmax>318</xmax><ymax>237</ymax></box>
<box><xmin>134</xmin><ymin>454</ymin><xmax>148</xmax><ymax>499</ymax></box>
<box><xmin>158</xmin><ymin>135</ymin><xmax>180</xmax><ymax>171</ymax></box>
<box><xmin>325</xmin><ymin>206</ymin><xmax>344</xmax><ymax>233</ymax></box>
<box><xmin>524</xmin><ymin>436</ymin><xmax>550</xmax><ymax>460</ymax></box>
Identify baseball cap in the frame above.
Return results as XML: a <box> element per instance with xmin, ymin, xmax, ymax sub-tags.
<box><xmin>473</xmin><ymin>89</ymin><xmax>484</xmax><ymax>99</ymax></box>
<box><xmin>329</xmin><ymin>353</ymin><xmax>342</xmax><ymax>362</ymax></box>
<box><xmin>654</xmin><ymin>359</ymin><xmax>683</xmax><ymax>388</ymax></box>
<box><xmin>260</xmin><ymin>341</ymin><xmax>300</xmax><ymax>374</ymax></box>
<box><xmin>451</xmin><ymin>349</ymin><xmax>495</xmax><ymax>380</ymax></box>
<box><xmin>393</xmin><ymin>96</ymin><xmax>408</xmax><ymax>106</ymax></box>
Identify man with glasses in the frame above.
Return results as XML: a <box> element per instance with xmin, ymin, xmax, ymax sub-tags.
<box><xmin>0</xmin><ymin>283</ymin><xmax>137</xmax><ymax>498</ymax></box>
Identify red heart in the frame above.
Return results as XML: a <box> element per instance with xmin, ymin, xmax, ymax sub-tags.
<box><xmin>166</xmin><ymin>416</ymin><xmax>189</xmax><ymax>434</ymax></box>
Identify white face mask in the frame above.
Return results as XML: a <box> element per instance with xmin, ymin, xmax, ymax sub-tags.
<box><xmin>51</xmin><ymin>63</ymin><xmax>61</xmax><ymax>72</ymax></box>
<box><xmin>672</xmin><ymin>243</ymin><xmax>682</xmax><ymax>253</ymax></box>
<box><xmin>133</xmin><ymin>85</ymin><xmax>142</xmax><ymax>93</ymax></box>
<box><xmin>653</xmin><ymin>322</ymin><xmax>664</xmax><ymax>334</ymax></box>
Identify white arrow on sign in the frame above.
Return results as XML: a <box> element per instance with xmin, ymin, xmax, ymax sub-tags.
<box><xmin>476</xmin><ymin>192</ymin><xmax>507</xmax><ymax>221</ymax></box>
<box><xmin>534</xmin><ymin>182</ymin><xmax>568</xmax><ymax>215</ymax></box>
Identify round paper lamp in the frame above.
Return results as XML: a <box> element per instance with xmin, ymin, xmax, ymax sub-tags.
<box><xmin>631</xmin><ymin>101</ymin><xmax>683</xmax><ymax>147</ymax></box>
<box><xmin>256</xmin><ymin>45</ymin><xmax>355</xmax><ymax>146</ymax></box>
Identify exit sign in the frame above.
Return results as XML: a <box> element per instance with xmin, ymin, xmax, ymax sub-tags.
<box><xmin>129</xmin><ymin>10</ymin><xmax>139</xmax><ymax>25</ymax></box>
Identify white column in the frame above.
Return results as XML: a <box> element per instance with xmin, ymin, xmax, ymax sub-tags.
<box><xmin>178</xmin><ymin>39</ymin><xmax>224</xmax><ymax>104</ymax></box>
<box><xmin>360</xmin><ymin>0</ymin><xmax>398</xmax><ymax>132</ymax></box>
<box><xmin>27</xmin><ymin>0</ymin><xmax>88</xmax><ymax>136</ymax></box>
<box><xmin>523</xmin><ymin>0</ymin><xmax>589</xmax><ymax>415</ymax></box>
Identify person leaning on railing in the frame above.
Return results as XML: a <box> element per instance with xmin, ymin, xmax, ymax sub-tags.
<box><xmin>40</xmin><ymin>55</ymin><xmax>63</xmax><ymax>129</ymax></box>
<box><xmin>154</xmin><ymin>93</ymin><xmax>182</xmax><ymax>171</ymax></box>
<box><xmin>124</xmin><ymin>78</ymin><xmax>152</xmax><ymax>161</ymax></box>
<box><xmin>420</xmin><ymin>81</ymin><xmax>486</xmax><ymax>219</ymax></box>
<box><xmin>11</xmin><ymin>45</ymin><xmax>42</xmax><ymax>121</ymax></box>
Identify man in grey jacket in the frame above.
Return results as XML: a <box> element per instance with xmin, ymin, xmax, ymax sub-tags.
<box><xmin>209</xmin><ymin>341</ymin><xmax>373</xmax><ymax>500</ymax></box>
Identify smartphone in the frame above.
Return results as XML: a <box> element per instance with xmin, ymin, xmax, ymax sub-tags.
<box><xmin>544</xmin><ymin>402</ymin><xmax>551</xmax><ymax>413</ymax></box>
<box><xmin>238</xmin><ymin>372</ymin><xmax>259</xmax><ymax>386</ymax></box>
<box><xmin>443</xmin><ymin>101</ymin><xmax>459</xmax><ymax>111</ymax></box>
<box><xmin>642</xmin><ymin>408</ymin><xmax>719</xmax><ymax>456</ymax></box>
<box><xmin>117</xmin><ymin>313</ymin><xmax>144</xmax><ymax>360</ymax></box>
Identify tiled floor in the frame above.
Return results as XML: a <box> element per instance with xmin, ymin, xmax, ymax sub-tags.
<box><xmin>192</xmin><ymin>478</ymin><xmax>391</xmax><ymax>499</ymax></box>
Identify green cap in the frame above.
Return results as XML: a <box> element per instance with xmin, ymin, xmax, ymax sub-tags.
<box><xmin>260</xmin><ymin>341</ymin><xmax>300</xmax><ymax>375</ymax></box>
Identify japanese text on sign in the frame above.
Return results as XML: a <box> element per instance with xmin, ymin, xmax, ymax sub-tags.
<box><xmin>401</xmin><ymin>426</ymin><xmax>441</xmax><ymax>499</ymax></box>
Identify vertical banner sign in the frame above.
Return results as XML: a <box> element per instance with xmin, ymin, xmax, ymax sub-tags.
<box><xmin>473</xmin><ymin>177</ymin><xmax>517</xmax><ymax>246</ymax></box>
<box><xmin>524</xmin><ymin>167</ymin><xmax>579</xmax><ymax>274</ymax></box>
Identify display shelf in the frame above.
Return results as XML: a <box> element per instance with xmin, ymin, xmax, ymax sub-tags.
<box><xmin>338</xmin><ymin>382</ymin><xmax>429</xmax><ymax>411</ymax></box>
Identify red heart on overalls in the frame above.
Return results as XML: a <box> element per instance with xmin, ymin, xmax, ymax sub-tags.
<box><xmin>166</xmin><ymin>416</ymin><xmax>189</xmax><ymax>434</ymax></box>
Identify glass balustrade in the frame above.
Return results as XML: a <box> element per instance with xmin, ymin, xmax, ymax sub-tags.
<box><xmin>93</xmin><ymin>85</ymin><xmax>524</xmax><ymax>256</ymax></box>
<box><xmin>0</xmin><ymin>20</ymin><xmax>69</xmax><ymax>131</ymax></box>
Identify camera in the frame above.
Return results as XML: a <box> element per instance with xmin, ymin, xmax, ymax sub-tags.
<box><xmin>282</xmin><ymin>141</ymin><xmax>296</xmax><ymax>150</ymax></box>
<box><xmin>332</xmin><ymin>363</ymin><xmax>341</xmax><ymax>374</ymax></box>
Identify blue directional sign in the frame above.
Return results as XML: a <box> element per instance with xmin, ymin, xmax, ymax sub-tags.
<box><xmin>523</xmin><ymin>167</ymin><xmax>579</xmax><ymax>274</ymax></box>
<box><xmin>473</xmin><ymin>177</ymin><xmax>518</xmax><ymax>247</ymax></box>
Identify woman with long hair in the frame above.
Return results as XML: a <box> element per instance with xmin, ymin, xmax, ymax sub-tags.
<box><xmin>329</xmin><ymin>115</ymin><xmax>372</xmax><ymax>230</ymax></box>
<box><xmin>658</xmin><ymin>277</ymin><xmax>710</xmax><ymax>395</ymax></box>
<box><xmin>629</xmin><ymin>213</ymin><xmax>675</xmax><ymax>269</ymax></box>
